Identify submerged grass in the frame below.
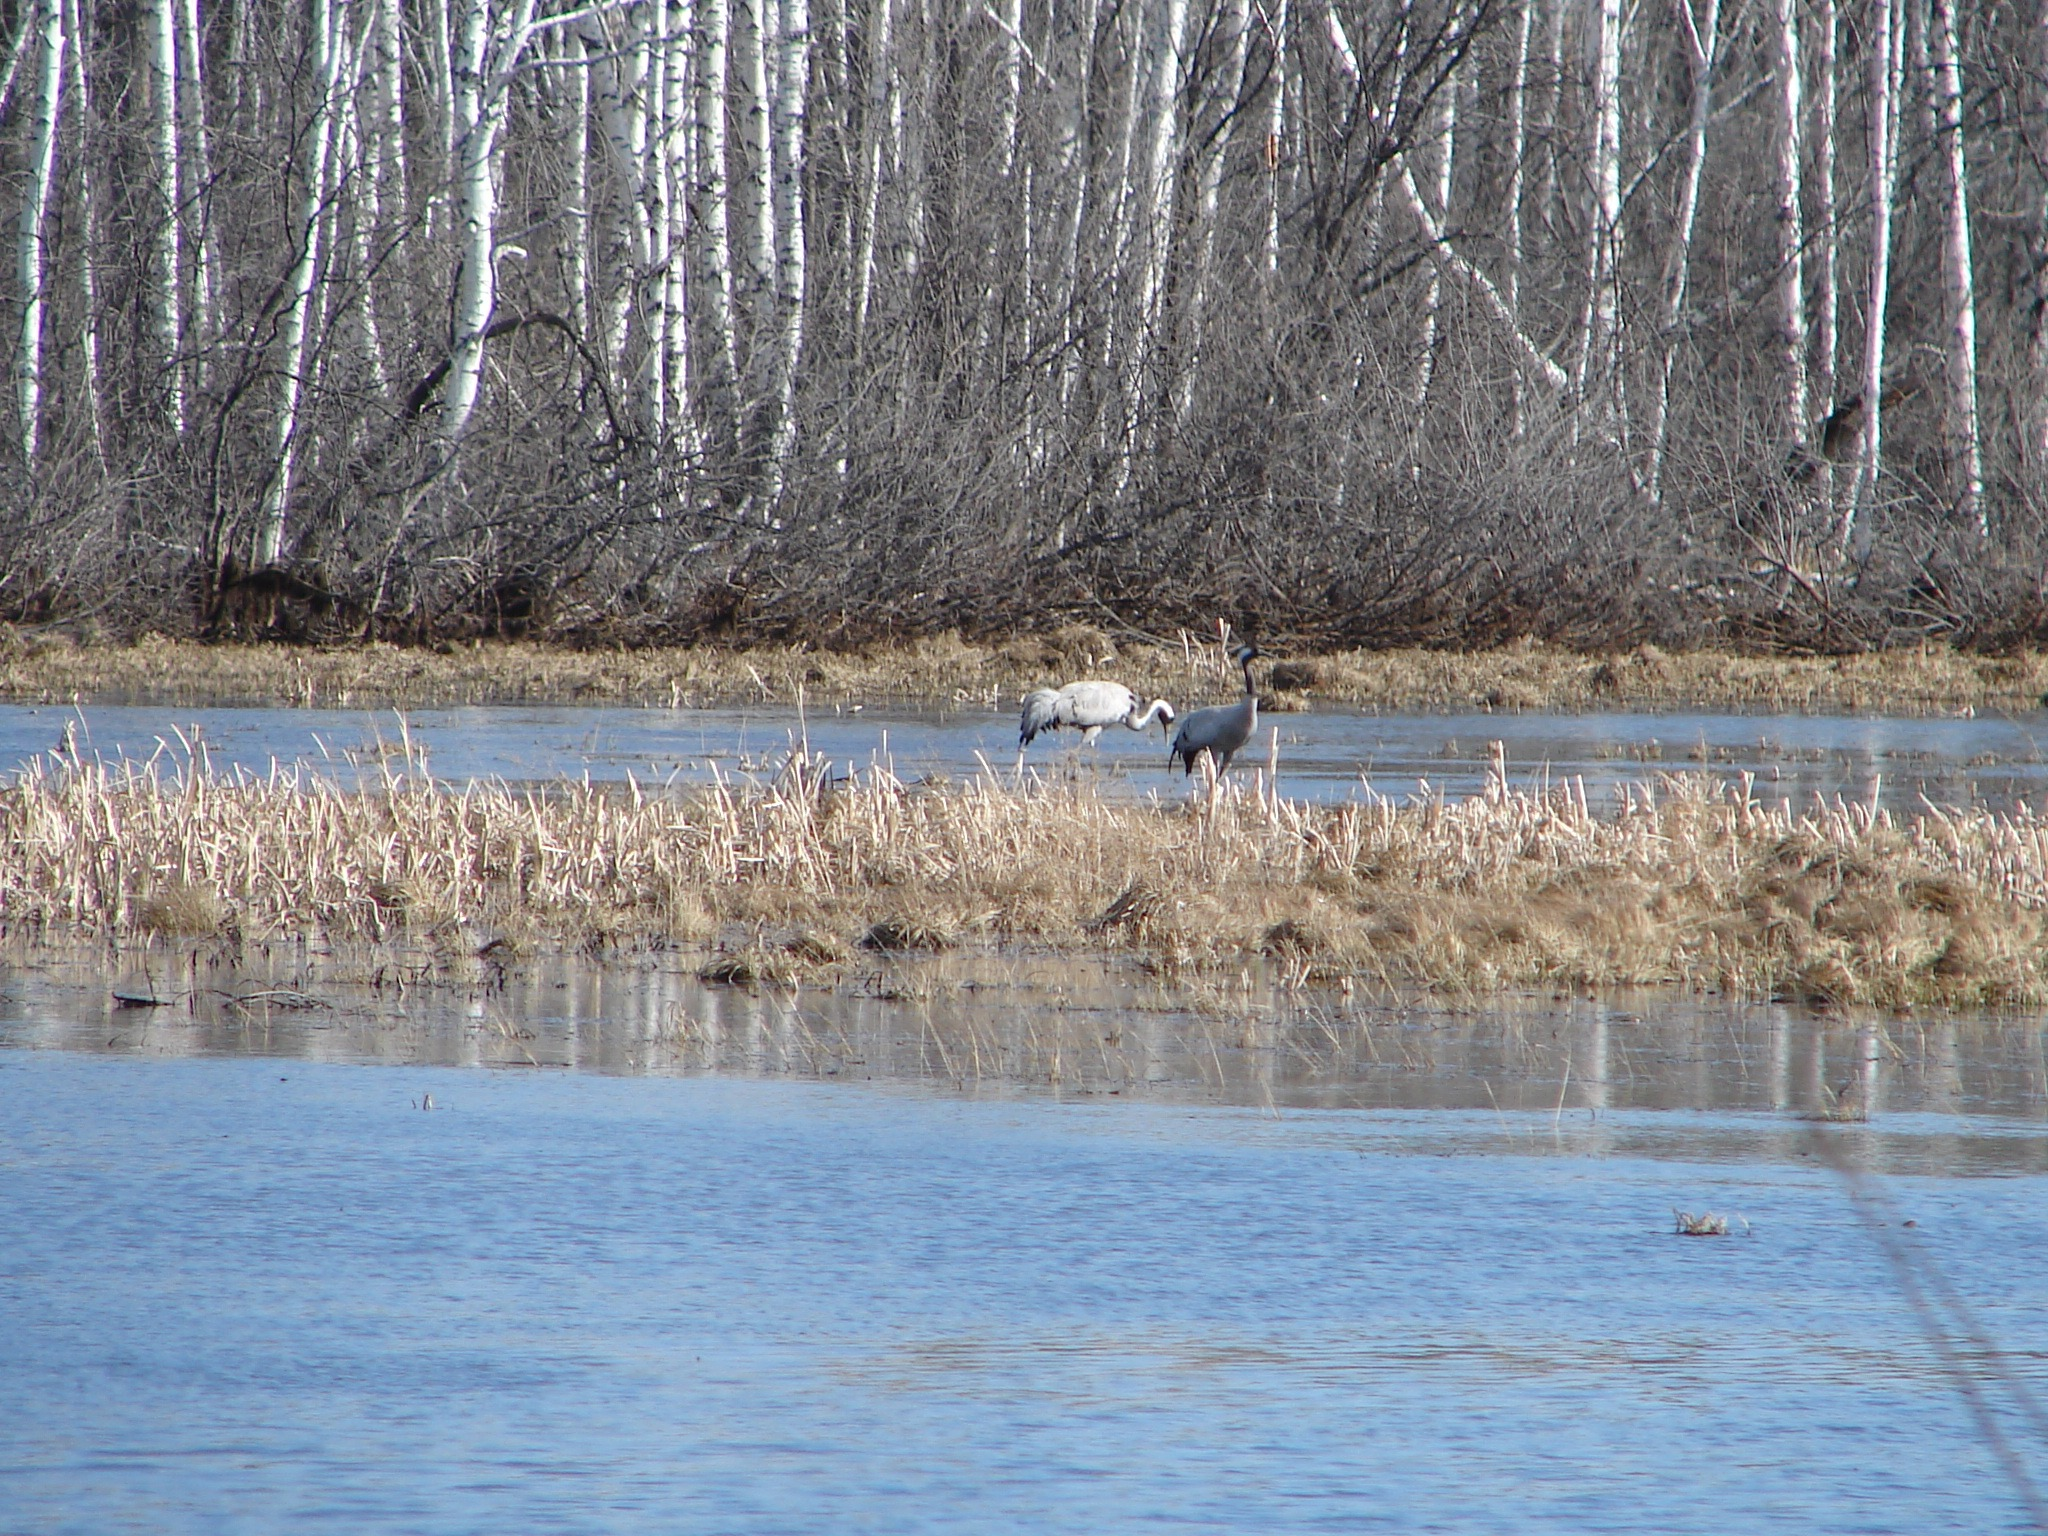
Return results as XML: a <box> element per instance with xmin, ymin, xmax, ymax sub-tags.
<box><xmin>6</xmin><ymin>738</ymin><xmax>2048</xmax><ymax>1010</ymax></box>
<box><xmin>3</xmin><ymin>629</ymin><xmax>2045</xmax><ymax>715</ymax></box>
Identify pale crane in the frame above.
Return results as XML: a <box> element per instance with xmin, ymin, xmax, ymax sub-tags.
<box><xmin>1018</xmin><ymin>681</ymin><xmax>1177</xmax><ymax>754</ymax></box>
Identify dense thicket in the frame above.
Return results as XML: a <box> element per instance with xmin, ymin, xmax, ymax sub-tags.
<box><xmin>2</xmin><ymin>0</ymin><xmax>2045</xmax><ymax>649</ymax></box>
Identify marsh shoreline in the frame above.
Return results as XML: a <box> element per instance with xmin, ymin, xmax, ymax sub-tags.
<box><xmin>2</xmin><ymin>632</ymin><xmax>2045</xmax><ymax>716</ymax></box>
<box><xmin>5</xmin><ymin>740</ymin><xmax>2046</xmax><ymax>1014</ymax></box>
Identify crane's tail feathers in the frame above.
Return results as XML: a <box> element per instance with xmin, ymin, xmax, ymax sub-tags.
<box><xmin>1018</xmin><ymin>688</ymin><xmax>1062</xmax><ymax>749</ymax></box>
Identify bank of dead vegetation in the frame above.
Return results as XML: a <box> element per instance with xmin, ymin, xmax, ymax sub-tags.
<box><xmin>2</xmin><ymin>630</ymin><xmax>2045</xmax><ymax>717</ymax></box>
<box><xmin>4</xmin><ymin>743</ymin><xmax>2047</xmax><ymax>1012</ymax></box>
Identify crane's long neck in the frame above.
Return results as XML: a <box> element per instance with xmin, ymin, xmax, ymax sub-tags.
<box><xmin>1128</xmin><ymin>698</ymin><xmax>1172</xmax><ymax>731</ymax></box>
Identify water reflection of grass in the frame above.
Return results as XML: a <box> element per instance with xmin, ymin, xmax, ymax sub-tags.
<box><xmin>4</xmin><ymin>631</ymin><xmax>2048</xmax><ymax>715</ymax></box>
<box><xmin>7</xmin><ymin>737</ymin><xmax>2048</xmax><ymax>1011</ymax></box>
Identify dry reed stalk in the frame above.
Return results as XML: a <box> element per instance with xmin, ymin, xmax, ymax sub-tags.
<box><xmin>3</xmin><ymin>632</ymin><xmax>2045</xmax><ymax>716</ymax></box>
<box><xmin>4</xmin><ymin>742</ymin><xmax>2048</xmax><ymax>1006</ymax></box>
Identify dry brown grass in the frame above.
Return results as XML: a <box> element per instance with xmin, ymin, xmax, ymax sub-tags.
<box><xmin>3</xmin><ymin>628</ymin><xmax>2044</xmax><ymax>715</ymax></box>
<box><xmin>6</xmin><ymin>738</ymin><xmax>2048</xmax><ymax>1008</ymax></box>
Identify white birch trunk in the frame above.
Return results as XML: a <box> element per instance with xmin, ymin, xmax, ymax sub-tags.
<box><xmin>147</xmin><ymin>0</ymin><xmax>182</xmax><ymax>428</ymax></box>
<box><xmin>1505</xmin><ymin>0</ymin><xmax>1531</xmax><ymax>436</ymax></box>
<box><xmin>560</xmin><ymin>24</ymin><xmax>590</xmax><ymax>342</ymax></box>
<box><xmin>59</xmin><ymin>0</ymin><xmax>102</xmax><ymax>469</ymax></box>
<box><xmin>1577</xmin><ymin>0</ymin><xmax>1623</xmax><ymax>426</ymax></box>
<box><xmin>996</xmin><ymin>0</ymin><xmax>1022</xmax><ymax>175</ymax></box>
<box><xmin>1094</xmin><ymin>0</ymin><xmax>1146</xmax><ymax>485</ymax></box>
<box><xmin>1055</xmin><ymin>0</ymin><xmax>1100</xmax><ymax>450</ymax></box>
<box><xmin>1395</xmin><ymin>157</ymin><xmax>1567</xmax><ymax>395</ymax></box>
<box><xmin>695</xmin><ymin>0</ymin><xmax>741</xmax><ymax>407</ymax></box>
<box><xmin>1134</xmin><ymin>0</ymin><xmax>1190</xmax><ymax>402</ymax></box>
<box><xmin>15</xmin><ymin>0</ymin><xmax>62</xmax><ymax>468</ymax></box>
<box><xmin>642</xmin><ymin>11</ymin><xmax>671</xmax><ymax>429</ymax></box>
<box><xmin>661</xmin><ymin>0</ymin><xmax>696</xmax><ymax>440</ymax></box>
<box><xmin>1179</xmin><ymin>0</ymin><xmax>1249</xmax><ymax>418</ymax></box>
<box><xmin>1647</xmin><ymin>0</ymin><xmax>1719</xmax><ymax>503</ymax></box>
<box><xmin>175</xmin><ymin>0</ymin><xmax>213</xmax><ymax>383</ymax></box>
<box><xmin>849</xmin><ymin>0</ymin><xmax>890</xmax><ymax>357</ymax></box>
<box><xmin>1930</xmin><ymin>0</ymin><xmax>1982</xmax><ymax>534</ymax></box>
<box><xmin>591</xmin><ymin>13</ymin><xmax>646</xmax><ymax>376</ymax></box>
<box><xmin>367</xmin><ymin>0</ymin><xmax>408</xmax><ymax>344</ymax></box>
<box><xmin>440</xmin><ymin>0</ymin><xmax>542</xmax><ymax>443</ymax></box>
<box><xmin>429</xmin><ymin>0</ymin><xmax>455</xmax><ymax>238</ymax></box>
<box><xmin>896</xmin><ymin>0</ymin><xmax>923</xmax><ymax>283</ymax></box>
<box><xmin>1264</xmin><ymin>0</ymin><xmax>1286</xmax><ymax>286</ymax></box>
<box><xmin>1413</xmin><ymin>61</ymin><xmax>1457</xmax><ymax>417</ymax></box>
<box><xmin>1537</xmin><ymin>0</ymin><xmax>1565</xmax><ymax>274</ymax></box>
<box><xmin>327</xmin><ymin>16</ymin><xmax>384</xmax><ymax>397</ymax></box>
<box><xmin>1326</xmin><ymin>7</ymin><xmax>1563</xmax><ymax>395</ymax></box>
<box><xmin>1841</xmin><ymin>0</ymin><xmax>1896</xmax><ymax>557</ymax></box>
<box><xmin>2033</xmin><ymin>0</ymin><xmax>2048</xmax><ymax>471</ymax></box>
<box><xmin>256</xmin><ymin>0</ymin><xmax>340</xmax><ymax>563</ymax></box>
<box><xmin>1813</xmin><ymin>0</ymin><xmax>1839</xmax><ymax>415</ymax></box>
<box><xmin>739</xmin><ymin>0</ymin><xmax>774</xmax><ymax>310</ymax></box>
<box><xmin>1772</xmin><ymin>0</ymin><xmax>1807</xmax><ymax>447</ymax></box>
<box><xmin>765</xmin><ymin>0</ymin><xmax>808</xmax><ymax>498</ymax></box>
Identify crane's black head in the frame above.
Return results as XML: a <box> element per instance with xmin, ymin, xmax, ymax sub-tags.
<box><xmin>1231</xmin><ymin>644</ymin><xmax>1260</xmax><ymax>665</ymax></box>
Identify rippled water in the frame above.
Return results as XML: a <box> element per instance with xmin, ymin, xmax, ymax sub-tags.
<box><xmin>3</xmin><ymin>960</ymin><xmax>2047</xmax><ymax>1533</ymax></box>
<box><xmin>6</xmin><ymin>698</ymin><xmax>2048</xmax><ymax>810</ymax></box>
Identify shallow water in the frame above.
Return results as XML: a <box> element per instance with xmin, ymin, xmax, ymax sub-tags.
<box><xmin>7</xmin><ymin>697</ymin><xmax>2048</xmax><ymax>810</ymax></box>
<box><xmin>7</xmin><ymin>949</ymin><xmax>2048</xmax><ymax>1140</ymax></box>
<box><xmin>2</xmin><ymin>1047</ymin><xmax>2045</xmax><ymax>1534</ymax></box>
<box><xmin>3</xmin><ymin>955</ymin><xmax>2048</xmax><ymax>1533</ymax></box>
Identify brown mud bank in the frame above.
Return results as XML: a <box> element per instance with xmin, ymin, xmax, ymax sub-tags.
<box><xmin>1</xmin><ymin>631</ymin><xmax>2045</xmax><ymax>715</ymax></box>
<box><xmin>5</xmin><ymin>745</ymin><xmax>2048</xmax><ymax>1012</ymax></box>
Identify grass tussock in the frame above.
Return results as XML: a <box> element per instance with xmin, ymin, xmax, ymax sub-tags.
<box><xmin>7</xmin><ymin>741</ymin><xmax>2048</xmax><ymax>1008</ymax></box>
<box><xmin>3</xmin><ymin>630</ymin><xmax>2045</xmax><ymax>716</ymax></box>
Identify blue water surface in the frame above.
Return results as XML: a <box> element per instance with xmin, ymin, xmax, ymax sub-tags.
<box><xmin>5</xmin><ymin>698</ymin><xmax>2048</xmax><ymax>809</ymax></box>
<box><xmin>2</xmin><ymin>1049</ymin><xmax>2044</xmax><ymax>1534</ymax></box>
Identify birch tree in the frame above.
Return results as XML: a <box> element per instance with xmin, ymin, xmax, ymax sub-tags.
<box><xmin>660</xmin><ymin>0</ymin><xmax>695</xmax><ymax>442</ymax></box>
<box><xmin>1130</xmin><ymin>0</ymin><xmax>1190</xmax><ymax>458</ymax></box>
<box><xmin>1577</xmin><ymin>0</ymin><xmax>1624</xmax><ymax>429</ymax></box>
<box><xmin>147</xmin><ymin>0</ymin><xmax>182</xmax><ymax>428</ymax></box>
<box><xmin>1770</xmin><ymin>0</ymin><xmax>1806</xmax><ymax>449</ymax></box>
<box><xmin>694</xmin><ymin>0</ymin><xmax>741</xmax><ymax>418</ymax></box>
<box><xmin>1930</xmin><ymin>0</ymin><xmax>1981</xmax><ymax>533</ymax></box>
<box><xmin>765</xmin><ymin>0</ymin><xmax>808</xmax><ymax>497</ymax></box>
<box><xmin>59</xmin><ymin>0</ymin><xmax>101</xmax><ymax>469</ymax></box>
<box><xmin>738</xmin><ymin>0</ymin><xmax>775</xmax><ymax>313</ymax></box>
<box><xmin>439</xmin><ymin>0</ymin><xmax>543</xmax><ymax>443</ymax></box>
<box><xmin>176</xmin><ymin>0</ymin><xmax>216</xmax><ymax>373</ymax></box>
<box><xmin>5</xmin><ymin>0</ymin><xmax>2048</xmax><ymax>648</ymax></box>
<box><xmin>1841</xmin><ymin>0</ymin><xmax>1897</xmax><ymax>558</ymax></box>
<box><xmin>1504</xmin><ymin>0</ymin><xmax>1531</xmax><ymax>436</ymax></box>
<box><xmin>14</xmin><ymin>0</ymin><xmax>62</xmax><ymax>468</ymax></box>
<box><xmin>1647</xmin><ymin>0</ymin><xmax>1719</xmax><ymax>502</ymax></box>
<box><xmin>2033</xmin><ymin>0</ymin><xmax>2048</xmax><ymax>472</ymax></box>
<box><xmin>1812</xmin><ymin>0</ymin><xmax>1839</xmax><ymax>418</ymax></box>
<box><xmin>849</xmin><ymin>0</ymin><xmax>890</xmax><ymax>358</ymax></box>
<box><xmin>255</xmin><ymin>0</ymin><xmax>341</xmax><ymax>565</ymax></box>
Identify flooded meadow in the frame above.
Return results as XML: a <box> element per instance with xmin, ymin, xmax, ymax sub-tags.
<box><xmin>3</xmin><ymin>694</ymin><xmax>2048</xmax><ymax>1531</ymax></box>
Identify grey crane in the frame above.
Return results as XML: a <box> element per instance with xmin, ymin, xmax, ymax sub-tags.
<box><xmin>1018</xmin><ymin>680</ymin><xmax>1177</xmax><ymax>752</ymax></box>
<box><xmin>1168</xmin><ymin>645</ymin><xmax>1261</xmax><ymax>775</ymax></box>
